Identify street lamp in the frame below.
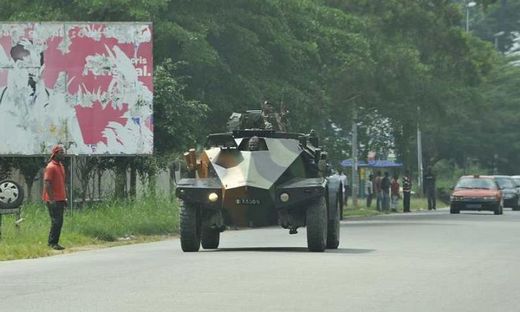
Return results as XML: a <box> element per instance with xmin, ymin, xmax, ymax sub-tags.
<box><xmin>494</xmin><ymin>31</ymin><xmax>505</xmax><ymax>50</ymax></box>
<box><xmin>466</xmin><ymin>1</ymin><xmax>477</xmax><ymax>32</ymax></box>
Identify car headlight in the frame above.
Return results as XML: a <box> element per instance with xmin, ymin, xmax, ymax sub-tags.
<box><xmin>280</xmin><ymin>192</ymin><xmax>290</xmax><ymax>202</ymax></box>
<box><xmin>450</xmin><ymin>195</ymin><xmax>464</xmax><ymax>201</ymax></box>
<box><xmin>482</xmin><ymin>196</ymin><xmax>496</xmax><ymax>200</ymax></box>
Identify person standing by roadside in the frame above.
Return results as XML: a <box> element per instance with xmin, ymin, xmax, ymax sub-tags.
<box><xmin>390</xmin><ymin>174</ymin><xmax>400</xmax><ymax>212</ymax></box>
<box><xmin>424</xmin><ymin>167</ymin><xmax>436</xmax><ymax>210</ymax></box>
<box><xmin>381</xmin><ymin>172</ymin><xmax>391</xmax><ymax>212</ymax></box>
<box><xmin>338</xmin><ymin>169</ymin><xmax>348</xmax><ymax>208</ymax></box>
<box><xmin>374</xmin><ymin>171</ymin><xmax>383</xmax><ymax>211</ymax></box>
<box><xmin>402</xmin><ymin>170</ymin><xmax>412</xmax><ymax>213</ymax></box>
<box><xmin>42</xmin><ymin>145</ymin><xmax>67</xmax><ymax>250</ymax></box>
<box><xmin>365</xmin><ymin>174</ymin><xmax>374</xmax><ymax>208</ymax></box>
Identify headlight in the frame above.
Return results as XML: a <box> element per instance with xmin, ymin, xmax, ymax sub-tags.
<box><xmin>208</xmin><ymin>192</ymin><xmax>219</xmax><ymax>202</ymax></box>
<box><xmin>482</xmin><ymin>196</ymin><xmax>496</xmax><ymax>200</ymax></box>
<box><xmin>450</xmin><ymin>195</ymin><xmax>464</xmax><ymax>201</ymax></box>
<box><xmin>280</xmin><ymin>193</ymin><xmax>290</xmax><ymax>202</ymax></box>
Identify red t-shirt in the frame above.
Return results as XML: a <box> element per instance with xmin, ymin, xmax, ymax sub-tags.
<box><xmin>42</xmin><ymin>160</ymin><xmax>67</xmax><ymax>201</ymax></box>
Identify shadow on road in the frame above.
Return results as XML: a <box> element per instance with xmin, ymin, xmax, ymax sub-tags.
<box><xmin>208</xmin><ymin>247</ymin><xmax>375</xmax><ymax>254</ymax></box>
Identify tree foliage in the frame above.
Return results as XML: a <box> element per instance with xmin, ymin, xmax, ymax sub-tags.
<box><xmin>1</xmin><ymin>0</ymin><xmax>519</xmax><ymax>180</ymax></box>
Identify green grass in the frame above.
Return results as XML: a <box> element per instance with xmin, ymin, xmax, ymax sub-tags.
<box><xmin>342</xmin><ymin>196</ymin><xmax>438</xmax><ymax>218</ymax></box>
<box><xmin>0</xmin><ymin>196</ymin><xmax>179</xmax><ymax>261</ymax></box>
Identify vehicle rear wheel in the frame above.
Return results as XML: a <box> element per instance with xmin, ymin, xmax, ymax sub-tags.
<box><xmin>326</xmin><ymin>194</ymin><xmax>340</xmax><ymax>249</ymax></box>
<box><xmin>450</xmin><ymin>206</ymin><xmax>459</xmax><ymax>214</ymax></box>
<box><xmin>201</xmin><ymin>227</ymin><xmax>220</xmax><ymax>249</ymax></box>
<box><xmin>306</xmin><ymin>196</ymin><xmax>327</xmax><ymax>252</ymax></box>
<box><xmin>0</xmin><ymin>180</ymin><xmax>24</xmax><ymax>209</ymax></box>
<box><xmin>494</xmin><ymin>204</ymin><xmax>501</xmax><ymax>215</ymax></box>
<box><xmin>180</xmin><ymin>202</ymin><xmax>201</xmax><ymax>252</ymax></box>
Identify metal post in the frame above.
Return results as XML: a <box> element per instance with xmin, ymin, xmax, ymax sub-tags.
<box><xmin>465</xmin><ymin>1</ymin><xmax>477</xmax><ymax>33</ymax></box>
<box><xmin>69</xmin><ymin>155</ymin><xmax>73</xmax><ymax>214</ymax></box>
<box><xmin>417</xmin><ymin>106</ymin><xmax>423</xmax><ymax>196</ymax></box>
<box><xmin>466</xmin><ymin>5</ymin><xmax>470</xmax><ymax>32</ymax></box>
<box><xmin>351</xmin><ymin>109</ymin><xmax>358</xmax><ymax>209</ymax></box>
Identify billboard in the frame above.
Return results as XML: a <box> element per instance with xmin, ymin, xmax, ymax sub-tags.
<box><xmin>0</xmin><ymin>22</ymin><xmax>153</xmax><ymax>155</ymax></box>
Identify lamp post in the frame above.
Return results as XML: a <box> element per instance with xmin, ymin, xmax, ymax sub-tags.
<box><xmin>494</xmin><ymin>31</ymin><xmax>505</xmax><ymax>50</ymax></box>
<box><xmin>466</xmin><ymin>1</ymin><xmax>477</xmax><ymax>32</ymax></box>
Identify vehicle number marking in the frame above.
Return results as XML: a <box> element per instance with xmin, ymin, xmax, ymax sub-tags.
<box><xmin>236</xmin><ymin>199</ymin><xmax>261</xmax><ymax>205</ymax></box>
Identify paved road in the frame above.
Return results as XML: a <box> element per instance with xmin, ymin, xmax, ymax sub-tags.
<box><xmin>1</xmin><ymin>208</ymin><xmax>520</xmax><ymax>312</ymax></box>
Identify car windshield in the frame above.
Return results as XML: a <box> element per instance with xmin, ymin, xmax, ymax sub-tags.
<box><xmin>455</xmin><ymin>178</ymin><xmax>496</xmax><ymax>190</ymax></box>
<box><xmin>511</xmin><ymin>177</ymin><xmax>520</xmax><ymax>187</ymax></box>
<box><xmin>494</xmin><ymin>177</ymin><xmax>514</xmax><ymax>189</ymax></box>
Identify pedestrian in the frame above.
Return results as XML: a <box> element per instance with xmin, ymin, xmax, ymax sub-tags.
<box><xmin>381</xmin><ymin>172</ymin><xmax>391</xmax><ymax>212</ymax></box>
<box><xmin>374</xmin><ymin>171</ymin><xmax>383</xmax><ymax>211</ymax></box>
<box><xmin>402</xmin><ymin>170</ymin><xmax>412</xmax><ymax>213</ymax></box>
<box><xmin>338</xmin><ymin>169</ymin><xmax>348</xmax><ymax>208</ymax></box>
<box><xmin>42</xmin><ymin>144</ymin><xmax>67</xmax><ymax>250</ymax></box>
<box><xmin>424</xmin><ymin>167</ymin><xmax>436</xmax><ymax>210</ymax></box>
<box><xmin>390</xmin><ymin>174</ymin><xmax>400</xmax><ymax>212</ymax></box>
<box><xmin>365</xmin><ymin>174</ymin><xmax>374</xmax><ymax>208</ymax></box>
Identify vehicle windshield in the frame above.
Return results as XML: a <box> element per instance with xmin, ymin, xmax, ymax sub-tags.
<box><xmin>494</xmin><ymin>177</ymin><xmax>515</xmax><ymax>189</ymax></box>
<box><xmin>511</xmin><ymin>177</ymin><xmax>520</xmax><ymax>187</ymax></box>
<box><xmin>455</xmin><ymin>178</ymin><xmax>497</xmax><ymax>190</ymax></box>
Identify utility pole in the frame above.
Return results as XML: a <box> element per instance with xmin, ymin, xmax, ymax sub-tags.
<box><xmin>417</xmin><ymin>106</ymin><xmax>423</xmax><ymax>196</ymax></box>
<box><xmin>351</xmin><ymin>108</ymin><xmax>358</xmax><ymax>209</ymax></box>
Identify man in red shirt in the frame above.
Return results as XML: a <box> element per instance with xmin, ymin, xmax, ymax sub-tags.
<box><xmin>42</xmin><ymin>145</ymin><xmax>67</xmax><ymax>250</ymax></box>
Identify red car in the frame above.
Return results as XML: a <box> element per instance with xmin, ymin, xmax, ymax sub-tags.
<box><xmin>450</xmin><ymin>175</ymin><xmax>503</xmax><ymax>215</ymax></box>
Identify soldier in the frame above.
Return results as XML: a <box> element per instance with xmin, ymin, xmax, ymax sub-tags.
<box><xmin>248</xmin><ymin>136</ymin><xmax>260</xmax><ymax>151</ymax></box>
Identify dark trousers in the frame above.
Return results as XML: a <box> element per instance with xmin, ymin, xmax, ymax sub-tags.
<box><xmin>47</xmin><ymin>201</ymin><xmax>65</xmax><ymax>245</ymax></box>
<box><xmin>366</xmin><ymin>193</ymin><xmax>373</xmax><ymax>208</ymax></box>
<box><xmin>403</xmin><ymin>191</ymin><xmax>411</xmax><ymax>212</ymax></box>
<box><xmin>427</xmin><ymin>191</ymin><xmax>436</xmax><ymax>210</ymax></box>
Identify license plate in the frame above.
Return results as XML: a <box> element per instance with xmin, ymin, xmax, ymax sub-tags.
<box><xmin>466</xmin><ymin>203</ymin><xmax>481</xmax><ymax>209</ymax></box>
<box><xmin>235</xmin><ymin>198</ymin><xmax>261</xmax><ymax>205</ymax></box>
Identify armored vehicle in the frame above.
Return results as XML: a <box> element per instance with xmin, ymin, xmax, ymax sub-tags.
<box><xmin>175</xmin><ymin>109</ymin><xmax>343</xmax><ymax>252</ymax></box>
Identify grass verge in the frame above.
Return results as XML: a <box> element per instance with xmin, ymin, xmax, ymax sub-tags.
<box><xmin>342</xmin><ymin>196</ymin><xmax>437</xmax><ymax>218</ymax></box>
<box><xmin>0</xmin><ymin>195</ymin><xmax>179</xmax><ymax>261</ymax></box>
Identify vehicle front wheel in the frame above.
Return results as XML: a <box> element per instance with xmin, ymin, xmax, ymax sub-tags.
<box><xmin>326</xmin><ymin>194</ymin><xmax>340</xmax><ymax>249</ymax></box>
<box><xmin>450</xmin><ymin>205</ymin><xmax>459</xmax><ymax>214</ymax></box>
<box><xmin>306</xmin><ymin>196</ymin><xmax>327</xmax><ymax>252</ymax></box>
<box><xmin>513</xmin><ymin>198</ymin><xmax>520</xmax><ymax>211</ymax></box>
<box><xmin>494</xmin><ymin>204</ymin><xmax>502</xmax><ymax>215</ymax></box>
<box><xmin>201</xmin><ymin>227</ymin><xmax>220</xmax><ymax>249</ymax></box>
<box><xmin>180</xmin><ymin>202</ymin><xmax>201</xmax><ymax>252</ymax></box>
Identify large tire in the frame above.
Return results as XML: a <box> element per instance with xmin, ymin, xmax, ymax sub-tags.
<box><xmin>0</xmin><ymin>180</ymin><xmax>24</xmax><ymax>209</ymax></box>
<box><xmin>180</xmin><ymin>202</ymin><xmax>201</xmax><ymax>252</ymax></box>
<box><xmin>494</xmin><ymin>204</ymin><xmax>501</xmax><ymax>215</ymax></box>
<box><xmin>326</xmin><ymin>194</ymin><xmax>340</xmax><ymax>249</ymax></box>
<box><xmin>450</xmin><ymin>205</ymin><xmax>459</xmax><ymax>214</ymax></box>
<box><xmin>306</xmin><ymin>196</ymin><xmax>327</xmax><ymax>252</ymax></box>
<box><xmin>201</xmin><ymin>227</ymin><xmax>220</xmax><ymax>249</ymax></box>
